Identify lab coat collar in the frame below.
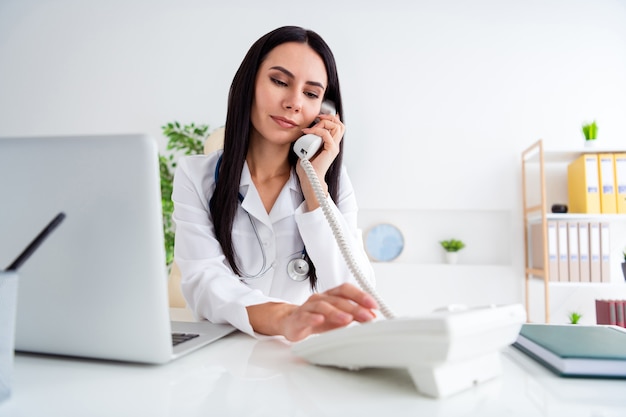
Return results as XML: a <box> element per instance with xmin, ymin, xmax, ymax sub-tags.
<box><xmin>270</xmin><ymin>170</ymin><xmax>303</xmax><ymax>223</ymax></box>
<box><xmin>239</xmin><ymin>161</ymin><xmax>303</xmax><ymax>227</ymax></box>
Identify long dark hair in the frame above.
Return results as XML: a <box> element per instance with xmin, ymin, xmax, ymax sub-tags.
<box><xmin>210</xmin><ymin>26</ymin><xmax>344</xmax><ymax>291</ymax></box>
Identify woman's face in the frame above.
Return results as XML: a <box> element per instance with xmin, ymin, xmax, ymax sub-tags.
<box><xmin>250</xmin><ymin>42</ymin><xmax>328</xmax><ymax>147</ymax></box>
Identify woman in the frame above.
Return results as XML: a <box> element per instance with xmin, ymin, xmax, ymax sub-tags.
<box><xmin>172</xmin><ymin>26</ymin><xmax>377</xmax><ymax>342</ymax></box>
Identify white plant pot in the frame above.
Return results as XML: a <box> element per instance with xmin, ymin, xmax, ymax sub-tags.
<box><xmin>584</xmin><ymin>139</ymin><xmax>597</xmax><ymax>147</ymax></box>
<box><xmin>445</xmin><ymin>252</ymin><xmax>458</xmax><ymax>265</ymax></box>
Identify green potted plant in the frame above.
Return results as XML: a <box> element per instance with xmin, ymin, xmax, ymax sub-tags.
<box><xmin>568</xmin><ymin>311</ymin><xmax>582</xmax><ymax>325</ymax></box>
<box><xmin>582</xmin><ymin>120</ymin><xmax>598</xmax><ymax>146</ymax></box>
<box><xmin>439</xmin><ymin>239</ymin><xmax>465</xmax><ymax>264</ymax></box>
<box><xmin>160</xmin><ymin>121</ymin><xmax>209</xmax><ymax>268</ymax></box>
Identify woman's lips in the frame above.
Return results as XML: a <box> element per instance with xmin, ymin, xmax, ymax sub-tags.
<box><xmin>272</xmin><ymin>116</ymin><xmax>298</xmax><ymax>129</ymax></box>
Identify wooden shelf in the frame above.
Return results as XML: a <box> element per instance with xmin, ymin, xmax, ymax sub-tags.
<box><xmin>527</xmin><ymin>213</ymin><xmax>626</xmax><ymax>223</ymax></box>
<box><xmin>521</xmin><ymin>139</ymin><xmax>626</xmax><ymax>323</ymax></box>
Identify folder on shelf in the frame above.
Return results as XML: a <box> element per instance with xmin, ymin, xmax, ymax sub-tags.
<box><xmin>615</xmin><ymin>153</ymin><xmax>626</xmax><ymax>214</ymax></box>
<box><xmin>567</xmin><ymin>222</ymin><xmax>580</xmax><ymax>282</ymax></box>
<box><xmin>589</xmin><ymin>222</ymin><xmax>602</xmax><ymax>283</ymax></box>
<box><xmin>578</xmin><ymin>222</ymin><xmax>590</xmax><ymax>282</ymax></box>
<box><xmin>567</xmin><ymin>154</ymin><xmax>601</xmax><ymax>214</ymax></box>
<box><xmin>600</xmin><ymin>222</ymin><xmax>611</xmax><ymax>283</ymax></box>
<box><xmin>596</xmin><ymin>300</ymin><xmax>617</xmax><ymax>326</ymax></box>
<box><xmin>557</xmin><ymin>221</ymin><xmax>570</xmax><ymax>282</ymax></box>
<box><xmin>530</xmin><ymin>221</ymin><xmax>559</xmax><ymax>282</ymax></box>
<box><xmin>595</xmin><ymin>299</ymin><xmax>613</xmax><ymax>325</ymax></box>
<box><xmin>598</xmin><ymin>154</ymin><xmax>618</xmax><ymax>214</ymax></box>
<box><xmin>617</xmin><ymin>301</ymin><xmax>625</xmax><ymax>328</ymax></box>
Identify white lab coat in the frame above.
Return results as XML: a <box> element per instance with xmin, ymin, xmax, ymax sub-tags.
<box><xmin>172</xmin><ymin>150</ymin><xmax>374</xmax><ymax>336</ymax></box>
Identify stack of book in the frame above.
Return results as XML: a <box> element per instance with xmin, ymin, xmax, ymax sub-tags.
<box><xmin>514</xmin><ymin>323</ymin><xmax>626</xmax><ymax>378</ymax></box>
<box><xmin>596</xmin><ymin>299</ymin><xmax>626</xmax><ymax>327</ymax></box>
<box><xmin>530</xmin><ymin>221</ymin><xmax>610</xmax><ymax>282</ymax></box>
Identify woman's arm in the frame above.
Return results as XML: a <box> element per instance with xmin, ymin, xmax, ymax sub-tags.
<box><xmin>173</xmin><ymin>154</ymin><xmax>282</xmax><ymax>335</ymax></box>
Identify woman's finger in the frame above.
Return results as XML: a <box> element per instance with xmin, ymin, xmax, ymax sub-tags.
<box><xmin>325</xmin><ymin>283</ymin><xmax>378</xmax><ymax>310</ymax></box>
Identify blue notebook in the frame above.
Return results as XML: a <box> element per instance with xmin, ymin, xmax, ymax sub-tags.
<box><xmin>514</xmin><ymin>324</ymin><xmax>626</xmax><ymax>378</ymax></box>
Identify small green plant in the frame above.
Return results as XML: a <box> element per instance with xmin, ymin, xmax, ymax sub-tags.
<box><xmin>160</xmin><ymin>122</ymin><xmax>209</xmax><ymax>267</ymax></box>
<box><xmin>582</xmin><ymin>121</ymin><xmax>598</xmax><ymax>141</ymax></box>
<box><xmin>568</xmin><ymin>311</ymin><xmax>582</xmax><ymax>324</ymax></box>
<box><xmin>439</xmin><ymin>239</ymin><xmax>466</xmax><ymax>252</ymax></box>
<box><xmin>623</xmin><ymin>249</ymin><xmax>626</xmax><ymax>262</ymax></box>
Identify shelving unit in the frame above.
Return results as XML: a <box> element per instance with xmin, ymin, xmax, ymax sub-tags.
<box><xmin>521</xmin><ymin>139</ymin><xmax>626</xmax><ymax>323</ymax></box>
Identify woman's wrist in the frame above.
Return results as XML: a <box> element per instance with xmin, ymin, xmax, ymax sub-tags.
<box><xmin>247</xmin><ymin>302</ymin><xmax>297</xmax><ymax>336</ymax></box>
<box><xmin>301</xmin><ymin>180</ymin><xmax>328</xmax><ymax>212</ymax></box>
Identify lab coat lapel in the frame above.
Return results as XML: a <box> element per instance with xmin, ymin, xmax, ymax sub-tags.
<box><xmin>239</xmin><ymin>163</ymin><xmax>303</xmax><ymax>226</ymax></box>
<box><xmin>269</xmin><ymin>170</ymin><xmax>303</xmax><ymax>223</ymax></box>
<box><xmin>239</xmin><ymin>162</ymin><xmax>271</xmax><ymax>228</ymax></box>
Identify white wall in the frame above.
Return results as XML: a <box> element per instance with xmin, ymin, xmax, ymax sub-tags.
<box><xmin>2</xmin><ymin>0</ymin><xmax>626</xmax><ymax>322</ymax></box>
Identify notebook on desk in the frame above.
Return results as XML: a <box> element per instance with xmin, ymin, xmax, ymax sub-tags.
<box><xmin>514</xmin><ymin>323</ymin><xmax>626</xmax><ymax>378</ymax></box>
<box><xmin>0</xmin><ymin>134</ymin><xmax>235</xmax><ymax>364</ymax></box>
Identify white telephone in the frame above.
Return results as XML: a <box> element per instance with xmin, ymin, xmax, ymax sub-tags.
<box><xmin>292</xmin><ymin>100</ymin><xmax>337</xmax><ymax>160</ymax></box>
<box><xmin>291</xmin><ymin>101</ymin><xmax>525</xmax><ymax>398</ymax></box>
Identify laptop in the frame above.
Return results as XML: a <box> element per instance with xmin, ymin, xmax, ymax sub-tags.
<box><xmin>0</xmin><ymin>134</ymin><xmax>235</xmax><ymax>364</ymax></box>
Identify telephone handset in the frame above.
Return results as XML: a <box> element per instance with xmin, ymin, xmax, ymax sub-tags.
<box><xmin>293</xmin><ymin>100</ymin><xmax>337</xmax><ymax>161</ymax></box>
<box><xmin>292</xmin><ymin>100</ymin><xmax>396</xmax><ymax>319</ymax></box>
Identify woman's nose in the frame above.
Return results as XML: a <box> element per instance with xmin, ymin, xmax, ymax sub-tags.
<box><xmin>283</xmin><ymin>92</ymin><xmax>303</xmax><ymax>113</ymax></box>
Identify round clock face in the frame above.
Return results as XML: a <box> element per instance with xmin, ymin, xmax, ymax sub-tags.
<box><xmin>364</xmin><ymin>223</ymin><xmax>404</xmax><ymax>262</ymax></box>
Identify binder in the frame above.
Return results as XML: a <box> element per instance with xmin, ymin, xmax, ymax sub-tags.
<box><xmin>578</xmin><ymin>222</ymin><xmax>590</xmax><ymax>282</ymax></box>
<box><xmin>557</xmin><ymin>221</ymin><xmax>569</xmax><ymax>282</ymax></box>
<box><xmin>609</xmin><ymin>300</ymin><xmax>617</xmax><ymax>325</ymax></box>
<box><xmin>530</xmin><ymin>221</ymin><xmax>559</xmax><ymax>282</ymax></box>
<box><xmin>567</xmin><ymin>154</ymin><xmax>601</xmax><ymax>214</ymax></box>
<box><xmin>598</xmin><ymin>154</ymin><xmax>618</xmax><ymax>214</ymax></box>
<box><xmin>589</xmin><ymin>222</ymin><xmax>602</xmax><ymax>283</ymax></box>
<box><xmin>617</xmin><ymin>300</ymin><xmax>625</xmax><ymax>328</ymax></box>
<box><xmin>600</xmin><ymin>222</ymin><xmax>611</xmax><ymax>282</ymax></box>
<box><xmin>614</xmin><ymin>153</ymin><xmax>626</xmax><ymax>214</ymax></box>
<box><xmin>567</xmin><ymin>222</ymin><xmax>580</xmax><ymax>282</ymax></box>
<box><xmin>595</xmin><ymin>299</ymin><xmax>611</xmax><ymax>325</ymax></box>
<box><xmin>547</xmin><ymin>221</ymin><xmax>559</xmax><ymax>282</ymax></box>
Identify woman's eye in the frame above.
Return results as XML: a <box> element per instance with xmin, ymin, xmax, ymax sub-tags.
<box><xmin>271</xmin><ymin>77</ymin><xmax>287</xmax><ymax>87</ymax></box>
<box><xmin>305</xmin><ymin>91</ymin><xmax>320</xmax><ymax>99</ymax></box>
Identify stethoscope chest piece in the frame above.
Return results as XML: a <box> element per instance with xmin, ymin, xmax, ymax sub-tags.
<box><xmin>287</xmin><ymin>256</ymin><xmax>310</xmax><ymax>282</ymax></box>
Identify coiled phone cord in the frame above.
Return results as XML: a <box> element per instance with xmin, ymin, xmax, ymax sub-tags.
<box><xmin>299</xmin><ymin>158</ymin><xmax>396</xmax><ymax>319</ymax></box>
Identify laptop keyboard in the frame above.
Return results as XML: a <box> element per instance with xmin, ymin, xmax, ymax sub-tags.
<box><xmin>172</xmin><ymin>332</ymin><xmax>200</xmax><ymax>347</ymax></box>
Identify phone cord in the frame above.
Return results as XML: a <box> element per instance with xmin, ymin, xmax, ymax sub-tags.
<box><xmin>299</xmin><ymin>158</ymin><xmax>396</xmax><ymax>319</ymax></box>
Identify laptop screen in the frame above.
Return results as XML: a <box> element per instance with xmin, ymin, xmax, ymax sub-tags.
<box><xmin>0</xmin><ymin>134</ymin><xmax>174</xmax><ymax>363</ymax></box>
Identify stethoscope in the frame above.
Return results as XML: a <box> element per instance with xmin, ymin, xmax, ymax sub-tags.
<box><xmin>214</xmin><ymin>156</ymin><xmax>311</xmax><ymax>282</ymax></box>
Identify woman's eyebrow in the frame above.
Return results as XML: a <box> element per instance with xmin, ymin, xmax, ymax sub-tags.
<box><xmin>269</xmin><ymin>66</ymin><xmax>325</xmax><ymax>89</ymax></box>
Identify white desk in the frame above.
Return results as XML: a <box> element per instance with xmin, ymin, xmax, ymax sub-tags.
<box><xmin>2</xmin><ymin>321</ymin><xmax>626</xmax><ymax>417</ymax></box>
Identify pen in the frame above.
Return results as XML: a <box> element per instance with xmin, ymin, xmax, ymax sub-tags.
<box><xmin>5</xmin><ymin>212</ymin><xmax>66</xmax><ymax>272</ymax></box>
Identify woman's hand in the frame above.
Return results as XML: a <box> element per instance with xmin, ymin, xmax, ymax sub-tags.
<box><xmin>300</xmin><ymin>112</ymin><xmax>345</xmax><ymax>176</ymax></box>
<box><xmin>247</xmin><ymin>283</ymin><xmax>378</xmax><ymax>342</ymax></box>
<box><xmin>296</xmin><ymin>113</ymin><xmax>345</xmax><ymax>211</ymax></box>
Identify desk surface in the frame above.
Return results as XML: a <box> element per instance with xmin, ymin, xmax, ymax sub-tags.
<box><xmin>2</xmin><ymin>318</ymin><xmax>626</xmax><ymax>417</ymax></box>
